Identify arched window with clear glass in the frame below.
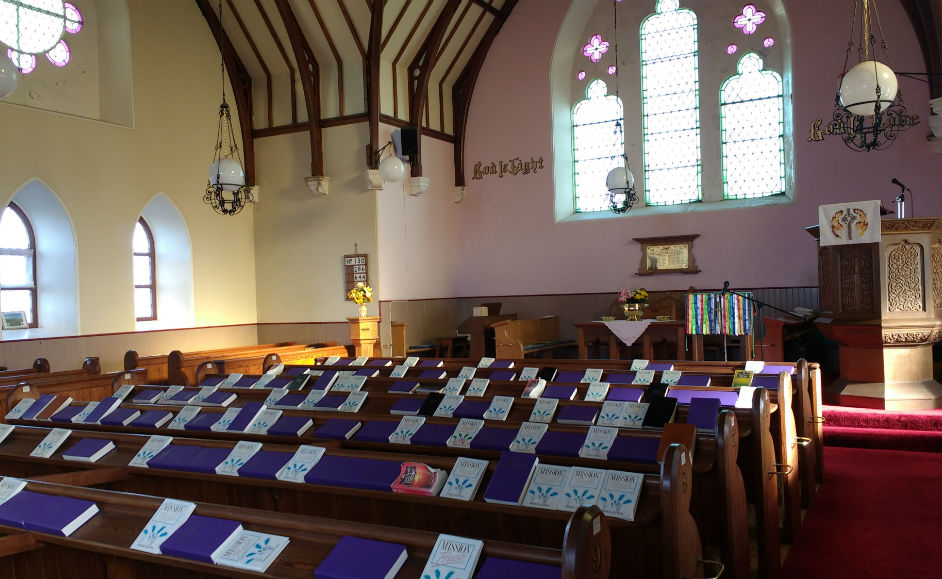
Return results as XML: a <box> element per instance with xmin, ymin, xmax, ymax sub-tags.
<box><xmin>572</xmin><ymin>79</ymin><xmax>625</xmax><ymax>213</ymax></box>
<box><xmin>133</xmin><ymin>217</ymin><xmax>157</xmax><ymax>321</ymax></box>
<box><xmin>0</xmin><ymin>202</ymin><xmax>38</xmax><ymax>326</ymax></box>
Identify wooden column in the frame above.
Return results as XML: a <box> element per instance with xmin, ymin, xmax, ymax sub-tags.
<box><xmin>348</xmin><ymin>316</ymin><xmax>380</xmax><ymax>357</ymax></box>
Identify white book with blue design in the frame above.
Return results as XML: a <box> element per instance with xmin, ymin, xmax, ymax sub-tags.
<box><xmin>333</xmin><ymin>374</ymin><xmax>367</xmax><ymax>393</ymax></box>
<box><xmin>29</xmin><ymin>428</ymin><xmax>71</xmax><ymax>458</ymax></box>
<box><xmin>509</xmin><ymin>421</ymin><xmax>548</xmax><ymax>454</ymax></box>
<box><xmin>156</xmin><ymin>385</ymin><xmax>185</xmax><ymax>403</ymax></box>
<box><xmin>632</xmin><ymin>370</ymin><xmax>656</xmax><ymax>385</ymax></box>
<box><xmin>579</xmin><ymin>426</ymin><xmax>618</xmax><ymax>460</ymax></box>
<box><xmin>433</xmin><ymin>394</ymin><xmax>464</xmax><ymax>418</ymax></box>
<box><xmin>597</xmin><ymin>470</ymin><xmax>644</xmax><ymax>521</ymax></box>
<box><xmin>443</xmin><ymin>378</ymin><xmax>466</xmax><ymax>395</ymax></box>
<box><xmin>298</xmin><ymin>389</ymin><xmax>328</xmax><ymax>410</ymax></box>
<box><xmin>4</xmin><ymin>399</ymin><xmax>34</xmax><ymax>421</ymax></box>
<box><xmin>188</xmin><ymin>386</ymin><xmax>219</xmax><ymax>405</ymax></box>
<box><xmin>456</xmin><ymin>366</ymin><xmax>477</xmax><ymax>380</ymax></box>
<box><xmin>72</xmin><ymin>401</ymin><xmax>99</xmax><ymax>423</ymax></box>
<box><xmin>660</xmin><ymin>370</ymin><xmax>682</xmax><ymax>385</ymax></box>
<box><xmin>584</xmin><ymin>381</ymin><xmax>610</xmax><ymax>402</ymax></box>
<box><xmin>245</xmin><ymin>409</ymin><xmax>282</xmax><ymax>435</ymax></box>
<box><xmin>130</xmin><ymin>498</ymin><xmax>196</xmax><ymax>554</ymax></box>
<box><xmin>581</xmin><ymin>368</ymin><xmax>604</xmax><ymax>383</ymax></box>
<box><xmin>323</xmin><ymin>356</ymin><xmax>341</xmax><ymax>365</ymax></box>
<box><xmin>351</xmin><ymin>356</ymin><xmax>369</xmax><ymax>366</ymax></box>
<box><xmin>528</xmin><ymin>397</ymin><xmax>559</xmax><ymax>423</ymax></box>
<box><xmin>440</xmin><ymin>457</ymin><xmax>488</xmax><ymax>501</ymax></box>
<box><xmin>477</xmin><ymin>357</ymin><xmax>495</xmax><ymax>368</ymax></box>
<box><xmin>389</xmin><ymin>416</ymin><xmax>426</xmax><ymax>444</ymax></box>
<box><xmin>446</xmin><ymin>419</ymin><xmax>484</xmax><ymax>449</ymax></box>
<box><xmin>275</xmin><ymin>445</ymin><xmax>326</xmax><ymax>483</ymax></box>
<box><xmin>389</xmin><ymin>364</ymin><xmax>410</xmax><ymax>378</ymax></box>
<box><xmin>630</xmin><ymin>359</ymin><xmax>648</xmax><ymax>371</ymax></box>
<box><xmin>263</xmin><ymin>388</ymin><xmax>289</xmax><ymax>407</ymax></box>
<box><xmin>597</xmin><ymin>401</ymin><xmax>628</xmax><ymax>427</ymax></box>
<box><xmin>128</xmin><ymin>435</ymin><xmax>174</xmax><ymax>468</ymax></box>
<box><xmin>0</xmin><ymin>424</ymin><xmax>14</xmax><ymax>446</ymax></box>
<box><xmin>216</xmin><ymin>529</ymin><xmax>290</xmax><ymax>573</ymax></box>
<box><xmin>622</xmin><ymin>402</ymin><xmax>650</xmax><ymax>429</ymax></box>
<box><xmin>522</xmin><ymin>464</ymin><xmax>571</xmax><ymax>510</ymax></box>
<box><xmin>210</xmin><ymin>407</ymin><xmax>242</xmax><ymax>432</ymax></box>
<box><xmin>215</xmin><ymin>440</ymin><xmax>263</xmax><ymax>476</ymax></box>
<box><xmin>338</xmin><ymin>391</ymin><xmax>368</xmax><ymax>413</ymax></box>
<box><xmin>518</xmin><ymin>367</ymin><xmax>540</xmax><ymax>381</ymax></box>
<box><xmin>483</xmin><ymin>396</ymin><xmax>513</xmax><ymax>421</ymax></box>
<box><xmin>557</xmin><ymin>466</ymin><xmax>605</xmax><ymax>512</ymax></box>
<box><xmin>465</xmin><ymin>378</ymin><xmax>489</xmax><ymax>397</ymax></box>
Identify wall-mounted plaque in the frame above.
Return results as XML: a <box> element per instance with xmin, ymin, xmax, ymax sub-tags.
<box><xmin>633</xmin><ymin>235</ymin><xmax>700</xmax><ymax>276</ymax></box>
<box><xmin>343</xmin><ymin>254</ymin><xmax>369</xmax><ymax>299</ymax></box>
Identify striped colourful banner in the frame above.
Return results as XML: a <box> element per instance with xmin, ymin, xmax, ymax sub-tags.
<box><xmin>685</xmin><ymin>292</ymin><xmax>754</xmax><ymax>336</ymax></box>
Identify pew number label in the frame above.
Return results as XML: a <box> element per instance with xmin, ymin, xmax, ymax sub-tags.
<box><xmin>343</xmin><ymin>254</ymin><xmax>370</xmax><ymax>300</ymax></box>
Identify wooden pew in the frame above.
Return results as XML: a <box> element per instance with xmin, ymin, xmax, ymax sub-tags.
<box><xmin>190</xmin><ymin>344</ymin><xmax>351</xmax><ymax>385</ymax></box>
<box><xmin>1</xmin><ymin>368</ymin><xmax>149</xmax><ymax>421</ymax></box>
<box><xmin>0</xmin><ymin>425</ymin><xmax>703</xmax><ymax>578</ymax></box>
<box><xmin>0</xmin><ymin>358</ymin><xmax>50</xmax><ymax>378</ymax></box>
<box><xmin>0</xmin><ymin>478</ymin><xmax>610</xmax><ymax>579</ymax></box>
<box><xmin>0</xmin><ymin>357</ymin><xmax>99</xmax><ymax>387</ymax></box>
<box><xmin>492</xmin><ymin>316</ymin><xmax>576</xmax><ymax>358</ymax></box>
<box><xmin>168</xmin><ymin>343</ymin><xmax>343</xmax><ymax>386</ymax></box>
<box><xmin>124</xmin><ymin>342</ymin><xmax>299</xmax><ymax>385</ymax></box>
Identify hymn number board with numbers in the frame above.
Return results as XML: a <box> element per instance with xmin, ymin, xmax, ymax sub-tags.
<box><xmin>343</xmin><ymin>254</ymin><xmax>369</xmax><ymax>300</ymax></box>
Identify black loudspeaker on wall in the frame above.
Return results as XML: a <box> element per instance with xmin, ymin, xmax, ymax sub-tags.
<box><xmin>394</xmin><ymin>125</ymin><xmax>418</xmax><ymax>163</ymax></box>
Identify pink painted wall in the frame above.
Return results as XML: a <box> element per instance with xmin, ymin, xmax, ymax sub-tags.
<box><xmin>458</xmin><ymin>0</ymin><xmax>939</xmax><ymax>296</ymax></box>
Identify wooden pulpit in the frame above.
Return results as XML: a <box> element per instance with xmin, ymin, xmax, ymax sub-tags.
<box><xmin>807</xmin><ymin>217</ymin><xmax>942</xmax><ymax>409</ymax></box>
<box><xmin>347</xmin><ymin>316</ymin><xmax>380</xmax><ymax>357</ymax></box>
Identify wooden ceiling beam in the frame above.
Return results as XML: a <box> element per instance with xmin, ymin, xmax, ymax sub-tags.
<box><xmin>194</xmin><ymin>0</ymin><xmax>256</xmax><ymax>185</ymax></box>
<box><xmin>407</xmin><ymin>0</ymin><xmax>461</xmax><ymax>176</ymax></box>
<box><xmin>452</xmin><ymin>0</ymin><xmax>516</xmax><ymax>187</ymax></box>
<box><xmin>226</xmin><ymin>0</ymin><xmax>273</xmax><ymax>128</ymax></box>
<box><xmin>366</xmin><ymin>0</ymin><xmax>384</xmax><ymax>168</ymax></box>
<box><xmin>899</xmin><ymin>0</ymin><xmax>942</xmax><ymax>99</ymax></box>
<box><xmin>274</xmin><ymin>0</ymin><xmax>324</xmax><ymax>176</ymax></box>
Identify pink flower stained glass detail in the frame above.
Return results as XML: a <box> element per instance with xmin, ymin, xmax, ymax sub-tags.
<box><xmin>727</xmin><ymin>44</ymin><xmax>738</xmax><ymax>55</ymax></box>
<box><xmin>8</xmin><ymin>50</ymin><xmax>36</xmax><ymax>74</ymax></box>
<box><xmin>577</xmin><ymin>71</ymin><xmax>586</xmax><ymax>80</ymax></box>
<box><xmin>46</xmin><ymin>40</ymin><xmax>71</xmax><ymax>67</ymax></box>
<box><xmin>607</xmin><ymin>65</ymin><xmax>616</xmax><ymax>75</ymax></box>
<box><xmin>733</xmin><ymin>4</ymin><xmax>766</xmax><ymax>35</ymax></box>
<box><xmin>64</xmin><ymin>3</ymin><xmax>84</xmax><ymax>34</ymax></box>
<box><xmin>582</xmin><ymin>34</ymin><xmax>609</xmax><ymax>63</ymax></box>
<box><xmin>763</xmin><ymin>37</ymin><xmax>774</xmax><ymax>47</ymax></box>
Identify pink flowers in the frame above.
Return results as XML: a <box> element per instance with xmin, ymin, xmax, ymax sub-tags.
<box><xmin>733</xmin><ymin>4</ymin><xmax>766</xmax><ymax>35</ymax></box>
<box><xmin>583</xmin><ymin>34</ymin><xmax>610</xmax><ymax>63</ymax></box>
<box><xmin>618</xmin><ymin>288</ymin><xmax>648</xmax><ymax>304</ymax></box>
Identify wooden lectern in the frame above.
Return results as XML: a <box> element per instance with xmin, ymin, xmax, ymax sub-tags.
<box><xmin>807</xmin><ymin>217</ymin><xmax>942</xmax><ymax>409</ymax></box>
<box><xmin>347</xmin><ymin>316</ymin><xmax>380</xmax><ymax>357</ymax></box>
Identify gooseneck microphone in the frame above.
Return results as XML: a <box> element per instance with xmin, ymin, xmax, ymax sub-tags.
<box><xmin>722</xmin><ymin>280</ymin><xmax>729</xmax><ymax>293</ymax></box>
<box><xmin>891</xmin><ymin>178</ymin><xmax>906</xmax><ymax>190</ymax></box>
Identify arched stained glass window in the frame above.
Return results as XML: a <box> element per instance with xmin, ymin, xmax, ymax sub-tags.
<box><xmin>572</xmin><ymin>79</ymin><xmax>625</xmax><ymax>213</ymax></box>
<box><xmin>640</xmin><ymin>0</ymin><xmax>701</xmax><ymax>206</ymax></box>
<box><xmin>0</xmin><ymin>202</ymin><xmax>37</xmax><ymax>326</ymax></box>
<box><xmin>720</xmin><ymin>52</ymin><xmax>785</xmax><ymax>199</ymax></box>
<box><xmin>133</xmin><ymin>217</ymin><xmax>156</xmax><ymax>321</ymax></box>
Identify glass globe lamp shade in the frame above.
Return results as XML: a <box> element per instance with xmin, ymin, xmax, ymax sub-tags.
<box><xmin>605</xmin><ymin>166</ymin><xmax>634</xmax><ymax>192</ymax></box>
<box><xmin>209</xmin><ymin>157</ymin><xmax>245</xmax><ymax>192</ymax></box>
<box><xmin>379</xmin><ymin>155</ymin><xmax>406</xmax><ymax>182</ymax></box>
<box><xmin>839</xmin><ymin>60</ymin><xmax>898</xmax><ymax>116</ymax></box>
<box><xmin>0</xmin><ymin>56</ymin><xmax>18</xmax><ymax>98</ymax></box>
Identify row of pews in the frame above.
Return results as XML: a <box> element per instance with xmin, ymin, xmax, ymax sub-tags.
<box><xmin>0</xmin><ymin>348</ymin><xmax>824</xmax><ymax>578</ymax></box>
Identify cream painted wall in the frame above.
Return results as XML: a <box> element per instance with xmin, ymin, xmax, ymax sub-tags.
<box><xmin>0</xmin><ymin>0</ymin><xmax>258</xmax><ymax>339</ymax></box>
<box><xmin>459</xmin><ymin>0</ymin><xmax>940</xmax><ymax>297</ymax></box>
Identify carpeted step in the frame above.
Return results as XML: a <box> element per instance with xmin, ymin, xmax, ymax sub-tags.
<box><xmin>823</xmin><ymin>425</ymin><xmax>942</xmax><ymax>452</ymax></box>
<box><xmin>822</xmin><ymin>405</ymin><xmax>942</xmax><ymax>432</ymax></box>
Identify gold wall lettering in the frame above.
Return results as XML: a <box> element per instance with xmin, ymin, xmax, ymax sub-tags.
<box><xmin>808</xmin><ymin>112</ymin><xmax>920</xmax><ymax>143</ymax></box>
<box><xmin>472</xmin><ymin>156</ymin><xmax>544</xmax><ymax>180</ymax></box>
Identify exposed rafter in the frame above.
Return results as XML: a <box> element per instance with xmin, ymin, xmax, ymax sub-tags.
<box><xmin>274</xmin><ymin>0</ymin><xmax>324</xmax><ymax>176</ymax></box>
<box><xmin>194</xmin><ymin>0</ymin><xmax>256</xmax><ymax>185</ymax></box>
<box><xmin>366</xmin><ymin>0</ymin><xmax>384</xmax><ymax>168</ymax></box>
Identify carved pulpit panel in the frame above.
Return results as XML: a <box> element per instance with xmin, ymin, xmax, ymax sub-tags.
<box><xmin>819</xmin><ymin>247</ymin><xmax>833</xmax><ymax>312</ymax></box>
<box><xmin>837</xmin><ymin>245</ymin><xmax>877</xmax><ymax>316</ymax></box>
<box><xmin>887</xmin><ymin>240</ymin><xmax>924</xmax><ymax>312</ymax></box>
<box><xmin>932</xmin><ymin>242</ymin><xmax>941</xmax><ymax>311</ymax></box>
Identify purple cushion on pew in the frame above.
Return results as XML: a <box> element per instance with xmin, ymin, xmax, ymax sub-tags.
<box><xmin>469</xmin><ymin>427</ymin><xmax>516</xmax><ymax>451</ymax></box>
<box><xmin>452</xmin><ymin>400</ymin><xmax>490</xmax><ymax>420</ymax></box>
<box><xmin>604</xmin><ymin>372</ymin><xmax>635</xmax><ymax>384</ymax></box>
<box><xmin>305</xmin><ymin>455</ymin><xmax>400</xmax><ymax>492</ymax></box>
<box><xmin>237</xmin><ymin>450</ymin><xmax>292</xmax><ymax>479</ymax></box>
<box><xmin>606</xmin><ymin>387</ymin><xmax>644</xmax><ymax>402</ymax></box>
<box><xmin>608</xmin><ymin>436</ymin><xmax>659</xmax><ymax>464</ymax></box>
<box><xmin>668</xmin><ymin>390</ymin><xmax>739</xmax><ymax>406</ymax></box>
<box><xmin>410</xmin><ymin>423</ymin><xmax>455</xmax><ymax>447</ymax></box>
<box><xmin>535</xmin><ymin>431</ymin><xmax>584</xmax><ymax>458</ymax></box>
<box><xmin>354</xmin><ymin>421</ymin><xmax>399</xmax><ymax>443</ymax></box>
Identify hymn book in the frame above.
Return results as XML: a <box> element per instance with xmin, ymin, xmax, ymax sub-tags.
<box><xmin>522</xmin><ymin>464</ymin><xmax>571</xmax><ymax>510</ymax></box>
<box><xmin>129</xmin><ymin>435</ymin><xmax>174</xmax><ymax>468</ymax></box>
<box><xmin>440</xmin><ymin>457</ymin><xmax>488</xmax><ymax>502</ymax></box>
<box><xmin>275</xmin><ymin>445</ymin><xmax>326</xmax><ymax>483</ymax></box>
<box><xmin>597</xmin><ymin>470</ymin><xmax>644</xmax><ymax>521</ymax></box>
<box><xmin>314</xmin><ymin>536</ymin><xmax>407</xmax><ymax>579</ymax></box>
<box><xmin>528</xmin><ymin>397</ymin><xmax>559</xmax><ymax>424</ymax></box>
<box><xmin>130</xmin><ymin>498</ymin><xmax>196</xmax><ymax>554</ymax></box>
<box><xmin>30</xmin><ymin>428</ymin><xmax>71</xmax><ymax>458</ymax></box>
<box><xmin>509</xmin><ymin>422</ymin><xmax>549</xmax><ymax>454</ymax></box>
<box><xmin>557</xmin><ymin>466</ymin><xmax>605</xmax><ymax>511</ymax></box>
<box><xmin>420</xmin><ymin>534</ymin><xmax>484</xmax><ymax>579</ymax></box>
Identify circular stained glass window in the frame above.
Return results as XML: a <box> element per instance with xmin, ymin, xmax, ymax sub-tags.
<box><xmin>45</xmin><ymin>38</ymin><xmax>69</xmax><ymax>66</ymax></box>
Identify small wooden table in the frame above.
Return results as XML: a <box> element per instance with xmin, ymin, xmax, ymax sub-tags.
<box><xmin>573</xmin><ymin>320</ymin><xmax>690</xmax><ymax>360</ymax></box>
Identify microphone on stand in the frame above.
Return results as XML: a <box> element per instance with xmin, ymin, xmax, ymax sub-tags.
<box><xmin>722</xmin><ymin>280</ymin><xmax>730</xmax><ymax>294</ymax></box>
<box><xmin>891</xmin><ymin>177</ymin><xmax>907</xmax><ymax>191</ymax></box>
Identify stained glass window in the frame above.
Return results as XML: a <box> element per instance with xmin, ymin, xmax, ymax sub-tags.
<box><xmin>572</xmin><ymin>79</ymin><xmax>624</xmax><ymax>213</ymax></box>
<box><xmin>0</xmin><ymin>0</ymin><xmax>82</xmax><ymax>74</ymax></box>
<box><xmin>133</xmin><ymin>218</ymin><xmax>157</xmax><ymax>321</ymax></box>
<box><xmin>640</xmin><ymin>0</ymin><xmax>701</xmax><ymax>206</ymax></box>
<box><xmin>0</xmin><ymin>202</ymin><xmax>37</xmax><ymax>326</ymax></box>
<box><xmin>720</xmin><ymin>52</ymin><xmax>784</xmax><ymax>199</ymax></box>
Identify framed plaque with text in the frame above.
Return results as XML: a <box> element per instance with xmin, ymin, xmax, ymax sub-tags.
<box><xmin>633</xmin><ymin>235</ymin><xmax>700</xmax><ymax>275</ymax></box>
<box><xmin>343</xmin><ymin>254</ymin><xmax>369</xmax><ymax>299</ymax></box>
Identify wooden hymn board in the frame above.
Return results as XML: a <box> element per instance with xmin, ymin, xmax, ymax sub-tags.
<box><xmin>343</xmin><ymin>254</ymin><xmax>369</xmax><ymax>300</ymax></box>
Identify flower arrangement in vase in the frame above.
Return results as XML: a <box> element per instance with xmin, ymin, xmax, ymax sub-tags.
<box><xmin>617</xmin><ymin>287</ymin><xmax>648</xmax><ymax>321</ymax></box>
<box><xmin>347</xmin><ymin>282</ymin><xmax>373</xmax><ymax>317</ymax></box>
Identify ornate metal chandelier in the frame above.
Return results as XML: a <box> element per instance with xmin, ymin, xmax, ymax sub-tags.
<box><xmin>604</xmin><ymin>0</ymin><xmax>637</xmax><ymax>213</ymax></box>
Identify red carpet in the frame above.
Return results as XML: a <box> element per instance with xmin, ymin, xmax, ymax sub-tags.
<box><xmin>782</xmin><ymin>446</ymin><xmax>942</xmax><ymax>579</ymax></box>
<box><xmin>822</xmin><ymin>405</ymin><xmax>942</xmax><ymax>452</ymax></box>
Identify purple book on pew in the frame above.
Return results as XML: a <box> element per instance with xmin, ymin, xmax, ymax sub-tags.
<box><xmin>315</xmin><ymin>536</ymin><xmax>408</xmax><ymax>579</ymax></box>
<box><xmin>49</xmin><ymin>406</ymin><xmax>83</xmax><ymax>424</ymax></box>
<box><xmin>272</xmin><ymin>393</ymin><xmax>307</xmax><ymax>409</ymax></box>
<box><xmin>132</xmin><ymin>389</ymin><xmax>165</xmax><ymax>404</ymax></box>
<box><xmin>159</xmin><ymin>514</ymin><xmax>243</xmax><ymax>564</ymax></box>
<box><xmin>685</xmin><ymin>397</ymin><xmax>722</xmax><ymax>431</ymax></box>
<box><xmin>469</xmin><ymin>426</ymin><xmax>516</xmax><ymax>451</ymax></box>
<box><xmin>542</xmin><ymin>385</ymin><xmax>578</xmax><ymax>400</ymax></box>
<box><xmin>198</xmin><ymin>375</ymin><xmax>227</xmax><ymax>387</ymax></box>
<box><xmin>311</xmin><ymin>371</ymin><xmax>339</xmax><ymax>390</ymax></box>
<box><xmin>646</xmin><ymin>363</ymin><xmax>674</xmax><ymax>372</ymax></box>
<box><xmin>476</xmin><ymin>556</ymin><xmax>561</xmax><ymax>579</ymax></box>
<box><xmin>201</xmin><ymin>391</ymin><xmax>237</xmax><ymax>407</ymax></box>
<box><xmin>554</xmin><ymin>371</ymin><xmax>584</xmax><ymax>383</ymax></box>
<box><xmin>99</xmin><ymin>407</ymin><xmax>141</xmax><ymax>426</ymax></box>
<box><xmin>148</xmin><ymin>445</ymin><xmax>230</xmax><ymax>474</ymax></box>
<box><xmin>266</xmin><ymin>376</ymin><xmax>294</xmax><ymax>389</ymax></box>
<box><xmin>368</xmin><ymin>359</ymin><xmax>392</xmax><ymax>367</ymax></box>
<box><xmin>353</xmin><ymin>421</ymin><xmax>399</xmax><ymax>443</ymax></box>
<box><xmin>282</xmin><ymin>366</ymin><xmax>309</xmax><ymax>376</ymax></box>
<box><xmin>675</xmin><ymin>375</ymin><xmax>711</xmax><ymax>387</ymax></box>
<box><xmin>332</xmin><ymin>358</ymin><xmax>353</xmax><ymax>367</ymax></box>
<box><xmin>606</xmin><ymin>387</ymin><xmax>645</xmax><ymax>402</ymax></box>
<box><xmin>390</xmin><ymin>397</ymin><xmax>423</xmax><ymax>415</ymax></box>
<box><xmin>483</xmin><ymin>451</ymin><xmax>539</xmax><ymax>505</ymax></box>
<box><xmin>314</xmin><ymin>419</ymin><xmax>362</xmax><ymax>440</ymax></box>
<box><xmin>226</xmin><ymin>402</ymin><xmax>266</xmax><ymax>432</ymax></box>
<box><xmin>0</xmin><ymin>490</ymin><xmax>98</xmax><ymax>537</ymax></box>
<box><xmin>20</xmin><ymin>394</ymin><xmax>56</xmax><ymax>420</ymax></box>
<box><xmin>313</xmin><ymin>395</ymin><xmax>346</xmax><ymax>411</ymax></box>
<box><xmin>608</xmin><ymin>436</ymin><xmax>660</xmax><ymax>464</ymax></box>
<box><xmin>354</xmin><ymin>368</ymin><xmax>379</xmax><ymax>378</ymax></box>
<box><xmin>131</xmin><ymin>410</ymin><xmax>174</xmax><ymax>429</ymax></box>
<box><xmin>61</xmin><ymin>438</ymin><xmax>115</xmax><ymax>462</ymax></box>
<box><xmin>419</xmin><ymin>359</ymin><xmax>444</xmax><ymax>368</ymax></box>
<box><xmin>387</xmin><ymin>380</ymin><xmax>421</xmax><ymax>394</ymax></box>
<box><xmin>489</xmin><ymin>360</ymin><xmax>515</xmax><ymax>369</ymax></box>
<box><xmin>81</xmin><ymin>396</ymin><xmax>122</xmax><ymax>424</ymax></box>
<box><xmin>409</xmin><ymin>423</ymin><xmax>454</xmax><ymax>447</ymax></box>
<box><xmin>418</xmin><ymin>369</ymin><xmax>447</xmax><ymax>379</ymax></box>
<box><xmin>167</xmin><ymin>389</ymin><xmax>198</xmax><ymax>404</ymax></box>
<box><xmin>230</xmin><ymin>375</ymin><xmax>262</xmax><ymax>388</ymax></box>
<box><xmin>305</xmin><ymin>455</ymin><xmax>401</xmax><ymax>492</ymax></box>
<box><xmin>267</xmin><ymin>415</ymin><xmax>313</xmax><ymax>437</ymax></box>
<box><xmin>668</xmin><ymin>390</ymin><xmax>738</xmax><ymax>406</ymax></box>
<box><xmin>237</xmin><ymin>450</ymin><xmax>292</xmax><ymax>479</ymax></box>
<box><xmin>759</xmin><ymin>364</ymin><xmax>795</xmax><ymax>375</ymax></box>
<box><xmin>555</xmin><ymin>405</ymin><xmax>598</xmax><ymax>425</ymax></box>
<box><xmin>751</xmin><ymin>375</ymin><xmax>781</xmax><ymax>389</ymax></box>
<box><xmin>184</xmin><ymin>412</ymin><xmax>222</xmax><ymax>431</ymax></box>
<box><xmin>604</xmin><ymin>372</ymin><xmax>635</xmax><ymax>384</ymax></box>
<box><xmin>452</xmin><ymin>400</ymin><xmax>490</xmax><ymax>420</ymax></box>
<box><xmin>535</xmin><ymin>431</ymin><xmax>584</xmax><ymax>457</ymax></box>
<box><xmin>488</xmin><ymin>370</ymin><xmax>517</xmax><ymax>381</ymax></box>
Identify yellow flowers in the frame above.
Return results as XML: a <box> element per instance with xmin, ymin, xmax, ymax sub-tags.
<box><xmin>347</xmin><ymin>282</ymin><xmax>373</xmax><ymax>305</ymax></box>
<box><xmin>617</xmin><ymin>287</ymin><xmax>648</xmax><ymax>304</ymax></box>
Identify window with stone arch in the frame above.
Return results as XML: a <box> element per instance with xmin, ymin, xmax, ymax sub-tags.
<box><xmin>640</xmin><ymin>0</ymin><xmax>701</xmax><ymax>206</ymax></box>
<box><xmin>0</xmin><ymin>202</ymin><xmax>38</xmax><ymax>327</ymax></box>
<box><xmin>133</xmin><ymin>217</ymin><xmax>156</xmax><ymax>322</ymax></box>
<box><xmin>572</xmin><ymin>79</ymin><xmax>625</xmax><ymax>213</ymax></box>
<box><xmin>720</xmin><ymin>51</ymin><xmax>785</xmax><ymax>199</ymax></box>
